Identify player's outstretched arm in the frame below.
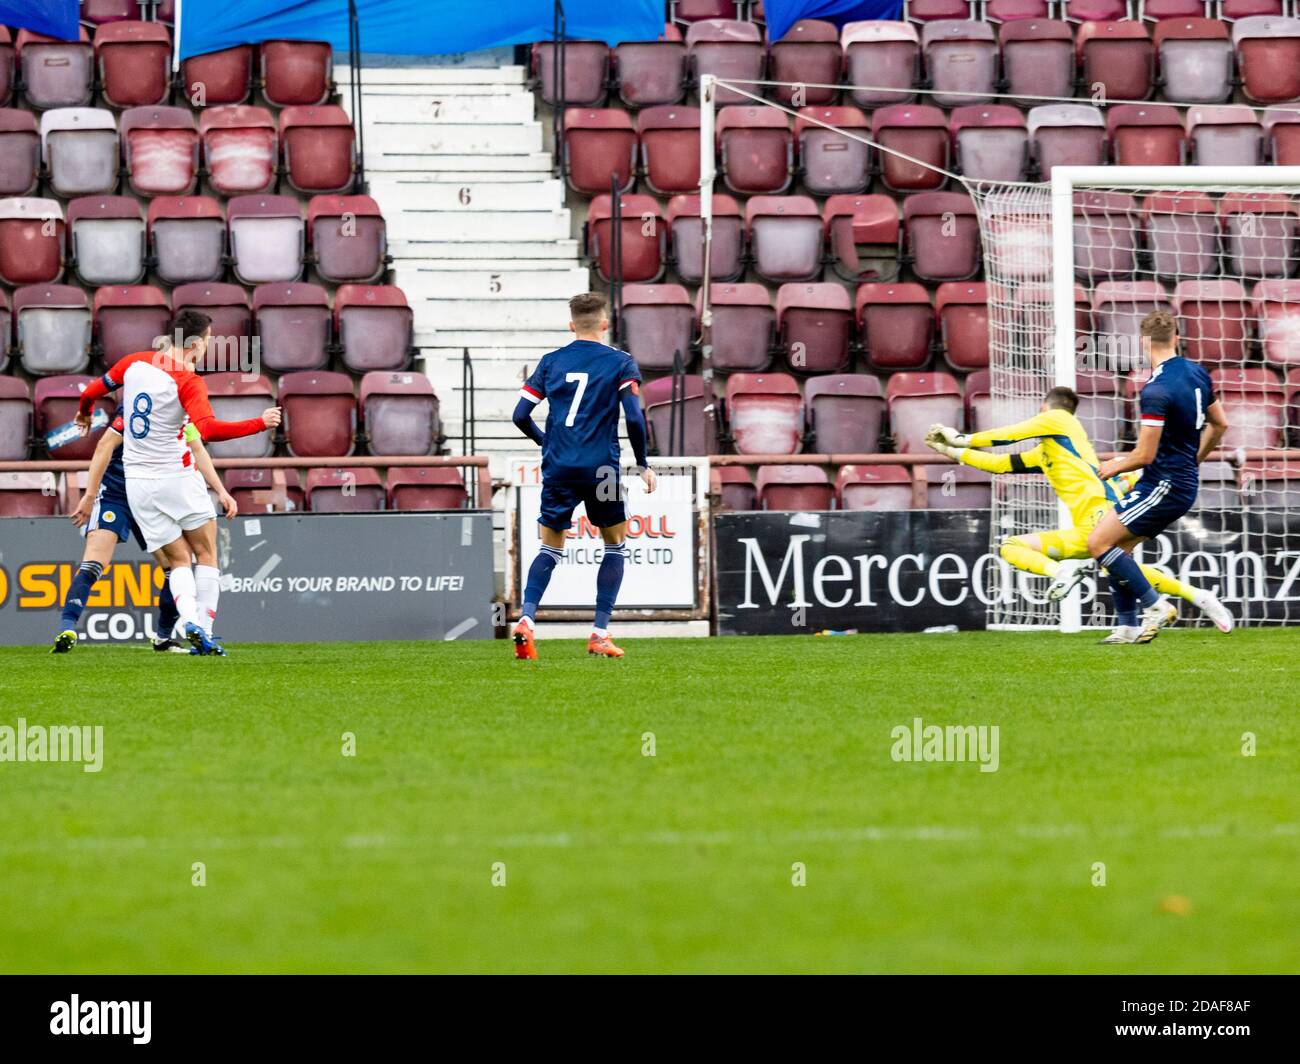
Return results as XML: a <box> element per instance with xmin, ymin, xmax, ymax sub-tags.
<box><xmin>72</xmin><ymin>428</ymin><xmax>122</xmax><ymax>527</ymax></box>
<box><xmin>926</xmin><ymin>433</ymin><xmax>1041</xmax><ymax>476</ymax></box>
<box><xmin>511</xmin><ymin>395</ymin><xmax>545</xmax><ymax>448</ymax></box>
<box><xmin>179</xmin><ymin>375</ymin><xmax>279</xmax><ymax>442</ymax></box>
<box><xmin>1197</xmin><ymin>400</ymin><xmax>1229</xmax><ymax>463</ymax></box>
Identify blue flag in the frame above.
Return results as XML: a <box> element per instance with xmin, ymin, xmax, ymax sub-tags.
<box><xmin>0</xmin><ymin>0</ymin><xmax>80</xmax><ymax>40</ymax></box>
<box><xmin>763</xmin><ymin>0</ymin><xmax>905</xmax><ymax>45</ymax></box>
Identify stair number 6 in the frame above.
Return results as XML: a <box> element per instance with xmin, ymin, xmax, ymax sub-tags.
<box><xmin>564</xmin><ymin>372</ymin><xmax>588</xmax><ymax>426</ymax></box>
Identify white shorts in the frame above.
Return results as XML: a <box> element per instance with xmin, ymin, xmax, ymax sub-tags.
<box><xmin>125</xmin><ymin>473</ymin><xmax>216</xmax><ymax>552</ymax></box>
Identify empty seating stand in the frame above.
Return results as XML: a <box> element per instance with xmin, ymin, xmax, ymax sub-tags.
<box><xmin>200</xmin><ymin>105</ymin><xmax>278</xmax><ymax>196</ymax></box>
<box><xmin>620</xmin><ymin>284</ymin><xmax>696</xmax><ymax>372</ymax></box>
<box><xmin>726</xmin><ymin>372</ymin><xmax>804</xmax><ymax>454</ymax></box>
<box><xmin>95</xmin><ymin>21</ymin><xmax>171</xmax><ymax>109</ymax></box>
<box><xmin>388</xmin><ymin>467</ymin><xmax>468</xmax><ymax>511</ymax></box>
<box><xmin>67</xmin><ymin>195</ymin><xmax>146</xmax><ymax>286</ymax></box>
<box><xmin>0</xmin><ymin>109</ymin><xmax>40</xmax><ymax>195</ymax></box>
<box><xmin>94</xmin><ymin>285</ymin><xmax>171</xmax><ymax>369</ymax></box>
<box><xmin>0</xmin><ymin>198</ymin><xmax>64</xmax><ymax>285</ymax></box>
<box><xmin>334</xmin><ymin>285</ymin><xmax>414</xmax><ymax>373</ymax></box>
<box><xmin>148</xmin><ymin>196</ymin><xmax>225</xmax><ymax>285</ymax></box>
<box><xmin>804</xmin><ymin>375</ymin><xmax>885</xmax><ymax>453</ymax></box>
<box><xmin>615</xmin><ymin>24</ymin><xmax>688</xmax><ymax>108</ymax></box>
<box><xmin>769</xmin><ymin>20</ymin><xmax>841</xmax><ymax>106</ymax></box>
<box><xmin>308</xmin><ymin>194</ymin><xmax>388</xmax><ymax>284</ymax></box>
<box><xmin>253</xmin><ymin>282</ymin><xmax>332</xmax><ymax>373</ymax></box>
<box><xmin>359</xmin><ymin>372</ymin><xmax>441</xmax><ymax>456</ymax></box>
<box><xmin>18</xmin><ymin>29</ymin><xmax>93</xmax><ymax>110</ymax></box>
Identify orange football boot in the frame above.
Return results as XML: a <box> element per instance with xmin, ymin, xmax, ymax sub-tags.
<box><xmin>513</xmin><ymin>621</ymin><xmax>538</xmax><ymax>660</ymax></box>
<box><xmin>587</xmin><ymin>633</ymin><xmax>625</xmax><ymax>658</ymax></box>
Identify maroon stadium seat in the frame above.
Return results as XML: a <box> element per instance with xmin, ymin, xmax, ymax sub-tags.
<box><xmin>804</xmin><ymin>374</ymin><xmax>885</xmax><ymax>453</ymax></box>
<box><xmin>147</xmin><ymin>195</ymin><xmax>224</xmax><ymax>285</ymax></box>
<box><xmin>936</xmin><ymin>282</ymin><xmax>989</xmax><ymax>372</ymax></box>
<box><xmin>951</xmin><ymin>105</ymin><xmax>1028</xmax><ymax>183</ymax></box>
<box><xmin>871</xmin><ymin>104</ymin><xmax>948</xmax><ymax>193</ymax></box>
<box><xmin>615</xmin><ymin>24</ymin><xmax>688</xmax><ymax>108</ymax></box>
<box><xmin>1265</xmin><ymin>107</ymin><xmax>1300</xmax><ymax>164</ymax></box>
<box><xmin>17</xmin><ymin>28</ymin><xmax>93</xmax><ymax>110</ymax></box>
<box><xmin>667</xmin><ymin>192</ymin><xmax>744</xmax><ymax>283</ymax></box>
<box><xmin>857</xmin><ymin>282</ymin><xmax>934</xmax><ymax>370</ymax></box>
<box><xmin>726</xmin><ymin>372</ymin><xmax>803</xmax><ymax>454</ymax></box>
<box><xmin>1107</xmin><ymin>104</ymin><xmax>1186</xmax><ymax>166</ymax></box>
<box><xmin>842</xmin><ymin>21</ymin><xmax>920</xmax><ymax>105</ymax></box>
<box><xmin>532</xmin><ymin>40</ymin><xmax>610</xmax><ymax>107</ymax></box>
<box><xmin>200</xmin><ymin>105</ymin><xmax>278</xmax><ymax>196</ymax></box>
<box><xmin>305</xmin><ymin>467</ymin><xmax>385</xmax><ymax>512</ymax></box>
<box><xmin>0</xmin><ymin>374</ymin><xmax>31</xmax><ymax>459</ymax></box>
<box><xmin>921</xmin><ymin>463</ymin><xmax>991</xmax><ymax>509</ymax></box>
<box><xmin>280</xmin><ymin>371</ymin><xmax>357</xmax><ymax>457</ymax></box>
<box><xmin>922</xmin><ymin>20</ymin><xmax>998</xmax><ymax>106</ymax></box>
<box><xmin>1028</xmin><ymin>104</ymin><xmax>1106</xmax><ymax>177</ymax></box>
<box><xmin>93</xmin><ymin>284</ymin><xmax>170</xmax><ymax>370</ymax></box>
<box><xmin>1211</xmin><ymin>366</ymin><xmax>1286</xmax><ymax>449</ymax></box>
<box><xmin>227</xmin><ymin>194</ymin><xmax>305</xmax><ymax>285</ymax></box>
<box><xmin>907</xmin><ymin>0</ymin><xmax>978</xmax><ymax>20</ymax></box>
<box><xmin>34</xmin><ymin>375</ymin><xmax>111</xmax><ymax>460</ymax></box>
<box><xmin>1140</xmin><ymin>0</ymin><xmax>1211</xmax><ymax>18</ymax></box>
<box><xmin>837</xmin><ymin>464</ymin><xmax>912</xmax><ymax>510</ymax></box>
<box><xmin>586</xmin><ymin>193</ymin><xmax>666</xmax><ymax>283</ymax></box>
<box><xmin>67</xmin><ymin>194</ymin><xmax>146</xmax><ymax>286</ymax></box>
<box><xmin>95</xmin><ymin>21</ymin><xmax>171</xmax><ymax>109</ymax></box>
<box><xmin>886</xmin><ymin>371</ymin><xmax>963</xmax><ymax>454</ymax></box>
<box><xmin>0</xmin><ymin>472</ymin><xmax>59</xmax><ymax>515</ymax></box>
<box><xmin>824</xmin><ymin>194</ymin><xmax>901</xmax><ymax>283</ymax></box>
<box><xmin>224</xmin><ymin>468</ymin><xmax>304</xmax><ymax>513</ymax></box>
<box><xmin>642</xmin><ymin>373</ymin><xmax>714</xmax><ymax>455</ymax></box>
<box><xmin>1065</xmin><ymin>0</ymin><xmax>1132</xmax><ymax>20</ymax></box>
<box><xmin>1154</xmin><ymin>18</ymin><xmax>1233</xmax><ymax>103</ymax></box>
<box><xmin>620</xmin><ymin>284</ymin><xmax>695</xmax><ymax>372</ymax></box>
<box><xmin>904</xmin><ymin>192</ymin><xmax>980</xmax><ymax>283</ymax></box>
<box><xmin>1255</xmin><ymin>279</ymin><xmax>1300</xmax><ymax>367</ymax></box>
<box><xmin>686</xmin><ymin>19</ymin><xmax>765</xmax><ymax>106</ymax></box>
<box><xmin>260</xmin><ymin>40</ymin><xmax>333</xmax><ymax>108</ymax></box>
<box><xmin>81</xmin><ymin>0</ymin><xmax>139</xmax><ymax>25</ymax></box>
<box><xmin>715</xmin><ymin>464</ymin><xmax>756</xmax><ymax>511</ymax></box>
<box><xmin>0</xmin><ymin>28</ymin><xmax>10</xmax><ymax>109</ymax></box>
<box><xmin>1142</xmin><ymin>191</ymin><xmax>1218</xmax><ymax>282</ymax></box>
<box><xmin>756</xmin><ymin>465</ymin><xmax>833</xmax><ymax>510</ymax></box>
<box><xmin>1093</xmin><ymin>281</ymin><xmax>1172</xmax><ymax>370</ymax></box>
<box><xmin>182</xmin><ymin>45</ymin><xmax>254</xmax><ymax>108</ymax></box>
<box><xmin>308</xmin><ymin>194</ymin><xmax>387</xmax><ymax>285</ymax></box>
<box><xmin>769</xmin><ymin>19</ymin><xmax>841</xmax><ymax>105</ymax></box>
<box><xmin>963</xmin><ymin>367</ymin><xmax>992</xmax><ymax>433</ymax></box>
<box><xmin>1221</xmin><ymin>0</ymin><xmax>1286</xmax><ymax>16</ymax></box>
<box><xmin>1219</xmin><ymin>192</ymin><xmax>1299</xmax><ymax>279</ymax></box>
<box><xmin>776</xmin><ymin>282</ymin><xmax>852</xmax><ymax>374</ymax></box>
<box><xmin>14</xmin><ymin>284</ymin><xmax>91</xmax><ymax>376</ymax></box>
<box><xmin>280</xmin><ymin>105</ymin><xmax>355</xmax><ymax>194</ymax></box>
<box><xmin>120</xmin><ymin>106</ymin><xmax>199</xmax><ymax>196</ymax></box>
<box><xmin>0</xmin><ymin>198</ymin><xmax>64</xmax><ymax>285</ymax></box>
<box><xmin>638</xmin><ymin>105</ymin><xmax>701</xmax><ymax>195</ymax></box>
<box><xmin>171</xmin><ymin>283</ymin><xmax>251</xmax><ymax>373</ymax></box>
<box><xmin>1073</xmin><ymin>190</ymin><xmax>1140</xmax><ymax>282</ymax></box>
<box><xmin>706</xmin><ymin>283</ymin><xmax>775</xmax><ymax>372</ymax></box>
<box><xmin>796</xmin><ymin>106</ymin><xmax>870</xmax><ymax>196</ymax></box>
<box><xmin>1187</xmin><ymin>104</ymin><xmax>1263</xmax><ymax>166</ymax></box>
<box><xmin>1077</xmin><ymin>20</ymin><xmax>1154</xmax><ymax>102</ymax></box>
<box><xmin>563</xmin><ymin>108</ymin><xmax>637</xmax><ymax>196</ymax></box>
<box><xmin>252</xmin><ymin>282</ymin><xmax>331</xmax><ymax>373</ymax></box>
<box><xmin>1235</xmin><ymin>16</ymin><xmax>1300</xmax><ymax>105</ymax></box>
<box><xmin>1174</xmin><ymin>279</ymin><xmax>1252</xmax><ymax>367</ymax></box>
<box><xmin>334</xmin><ymin>284</ymin><xmax>414</xmax><ymax>373</ymax></box>
<box><xmin>388</xmin><ymin>467</ymin><xmax>469</xmax><ymax>511</ymax></box>
<box><xmin>717</xmin><ymin>105</ymin><xmax>793</xmax><ymax>195</ymax></box>
<box><xmin>203</xmin><ymin>372</ymin><xmax>276</xmax><ymax>458</ymax></box>
<box><xmin>359</xmin><ymin>371</ymin><xmax>441</xmax><ymax>456</ymax></box>
<box><xmin>673</xmin><ymin>1</ymin><xmax>740</xmax><ymax>22</ymax></box>
<box><xmin>0</xmin><ymin>109</ymin><xmax>39</xmax><ymax>195</ymax></box>
<box><xmin>998</xmin><ymin>19</ymin><xmax>1075</xmax><ymax>102</ymax></box>
<box><xmin>41</xmin><ymin>107</ymin><xmax>119</xmax><ymax>197</ymax></box>
<box><xmin>745</xmin><ymin>195</ymin><xmax>823</xmax><ymax>282</ymax></box>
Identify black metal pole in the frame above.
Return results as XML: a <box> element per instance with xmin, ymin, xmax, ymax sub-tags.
<box><xmin>348</xmin><ymin>0</ymin><xmax>366</xmax><ymax>192</ymax></box>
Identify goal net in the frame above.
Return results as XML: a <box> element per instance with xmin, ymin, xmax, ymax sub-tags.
<box><xmin>697</xmin><ymin>77</ymin><xmax>1300</xmax><ymax>632</ymax></box>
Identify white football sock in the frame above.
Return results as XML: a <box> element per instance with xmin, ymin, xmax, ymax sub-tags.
<box><xmin>169</xmin><ymin>566</ymin><xmax>200</xmax><ymax>634</ymax></box>
<box><xmin>592</xmin><ymin>626</ymin><xmax>609</xmax><ymax>638</ymax></box>
<box><xmin>194</xmin><ymin>565</ymin><xmax>220</xmax><ymax>635</ymax></box>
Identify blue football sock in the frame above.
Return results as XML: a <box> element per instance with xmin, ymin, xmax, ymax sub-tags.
<box><xmin>594</xmin><ymin>541</ymin><xmax>626</xmax><ymax>631</ymax></box>
<box><xmin>1100</xmin><ymin>547</ymin><xmax>1159</xmax><ymax>610</ymax></box>
<box><xmin>157</xmin><ymin>567</ymin><xmax>179</xmax><ymax>637</ymax></box>
<box><xmin>60</xmin><ymin>561</ymin><xmax>104</xmax><ymax>631</ymax></box>
<box><xmin>1108</xmin><ymin>572</ymin><xmax>1138</xmax><ymax>628</ymax></box>
<box><xmin>522</xmin><ymin>545</ymin><xmax>565</xmax><ymax>622</ymax></box>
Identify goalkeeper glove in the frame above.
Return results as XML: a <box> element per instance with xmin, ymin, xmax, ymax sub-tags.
<box><xmin>925</xmin><ymin>437</ymin><xmax>963</xmax><ymax>461</ymax></box>
<box><xmin>929</xmin><ymin>424</ymin><xmax>971</xmax><ymax>448</ymax></box>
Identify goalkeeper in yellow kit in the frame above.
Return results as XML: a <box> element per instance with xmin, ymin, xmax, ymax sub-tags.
<box><xmin>926</xmin><ymin>386</ymin><xmax>1233</xmax><ymax>641</ymax></box>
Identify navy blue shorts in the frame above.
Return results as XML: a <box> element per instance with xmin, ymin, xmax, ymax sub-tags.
<box><xmin>539</xmin><ymin>477</ymin><xmax>626</xmax><ymax>532</ymax></box>
<box><xmin>86</xmin><ymin>490</ymin><xmax>147</xmax><ymax>550</ymax></box>
<box><xmin>1115</xmin><ymin>477</ymin><xmax>1195</xmax><ymax>539</ymax></box>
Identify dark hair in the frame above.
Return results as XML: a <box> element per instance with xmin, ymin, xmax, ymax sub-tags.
<box><xmin>170</xmin><ymin>309</ymin><xmax>213</xmax><ymax>349</ymax></box>
<box><xmin>1140</xmin><ymin>309</ymin><xmax>1176</xmax><ymax>345</ymax></box>
<box><xmin>1044</xmin><ymin>386</ymin><xmax>1079</xmax><ymax>414</ymax></box>
<box><xmin>569</xmin><ymin>292</ymin><xmax>607</xmax><ymax>330</ymax></box>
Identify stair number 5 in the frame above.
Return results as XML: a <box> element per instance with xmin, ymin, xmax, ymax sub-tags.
<box><xmin>564</xmin><ymin>372</ymin><xmax>588</xmax><ymax>426</ymax></box>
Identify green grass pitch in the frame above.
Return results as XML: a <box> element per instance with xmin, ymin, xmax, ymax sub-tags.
<box><xmin>0</xmin><ymin>630</ymin><xmax>1296</xmax><ymax>974</ymax></box>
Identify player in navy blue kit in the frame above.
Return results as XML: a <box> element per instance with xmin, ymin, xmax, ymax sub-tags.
<box><xmin>510</xmin><ymin>292</ymin><xmax>656</xmax><ymax>659</ymax></box>
<box><xmin>1089</xmin><ymin>310</ymin><xmax>1229</xmax><ymax>644</ymax></box>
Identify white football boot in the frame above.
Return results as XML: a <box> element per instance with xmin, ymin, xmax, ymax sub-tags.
<box><xmin>1047</xmin><ymin>560</ymin><xmax>1089</xmax><ymax>602</ymax></box>
<box><xmin>1100</xmin><ymin>626</ymin><xmax>1142</xmax><ymax>645</ymax></box>
<box><xmin>1193</xmin><ymin>589</ymin><xmax>1234</xmax><ymax>633</ymax></box>
<box><xmin>1134</xmin><ymin>596</ymin><xmax>1178</xmax><ymax>644</ymax></box>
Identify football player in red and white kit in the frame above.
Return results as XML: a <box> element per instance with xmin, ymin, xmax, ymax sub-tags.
<box><xmin>75</xmin><ymin>310</ymin><xmax>281</xmax><ymax>655</ymax></box>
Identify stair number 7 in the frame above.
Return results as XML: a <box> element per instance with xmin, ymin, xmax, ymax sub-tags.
<box><xmin>564</xmin><ymin>372</ymin><xmax>589</xmax><ymax>426</ymax></box>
